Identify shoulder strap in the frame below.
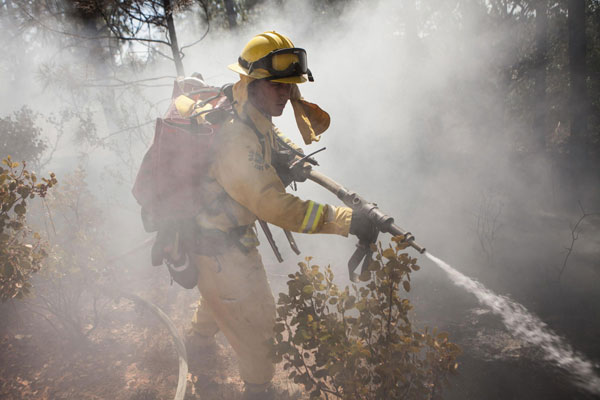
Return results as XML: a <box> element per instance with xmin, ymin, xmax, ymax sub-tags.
<box><xmin>225</xmin><ymin>85</ymin><xmax>267</xmax><ymax>157</ymax></box>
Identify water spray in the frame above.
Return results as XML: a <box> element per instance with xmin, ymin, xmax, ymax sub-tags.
<box><xmin>425</xmin><ymin>253</ymin><xmax>600</xmax><ymax>396</ymax></box>
<box><xmin>308</xmin><ymin>169</ymin><xmax>600</xmax><ymax>396</ymax></box>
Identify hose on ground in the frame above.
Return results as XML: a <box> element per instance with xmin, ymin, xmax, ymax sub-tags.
<box><xmin>119</xmin><ymin>291</ymin><xmax>189</xmax><ymax>400</ymax></box>
<box><xmin>99</xmin><ymin>240</ymin><xmax>189</xmax><ymax>399</ymax></box>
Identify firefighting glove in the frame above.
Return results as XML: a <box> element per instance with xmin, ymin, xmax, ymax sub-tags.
<box><xmin>349</xmin><ymin>211</ymin><xmax>379</xmax><ymax>244</ymax></box>
<box><xmin>272</xmin><ymin>150</ymin><xmax>311</xmax><ymax>186</ymax></box>
<box><xmin>288</xmin><ymin>159</ymin><xmax>312</xmax><ymax>183</ymax></box>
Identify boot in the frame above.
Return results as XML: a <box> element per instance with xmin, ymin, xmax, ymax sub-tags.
<box><xmin>185</xmin><ymin>330</ymin><xmax>218</xmax><ymax>351</ymax></box>
<box><xmin>242</xmin><ymin>382</ymin><xmax>277</xmax><ymax>400</ymax></box>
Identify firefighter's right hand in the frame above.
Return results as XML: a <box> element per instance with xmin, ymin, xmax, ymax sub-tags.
<box><xmin>289</xmin><ymin>160</ymin><xmax>312</xmax><ymax>182</ymax></box>
<box><xmin>349</xmin><ymin>211</ymin><xmax>379</xmax><ymax>244</ymax></box>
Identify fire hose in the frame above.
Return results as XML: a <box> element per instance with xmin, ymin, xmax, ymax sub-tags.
<box><xmin>104</xmin><ymin>241</ymin><xmax>189</xmax><ymax>400</ymax></box>
<box><xmin>307</xmin><ymin>170</ymin><xmax>426</xmax><ymax>281</ymax></box>
<box><xmin>256</xmin><ymin>166</ymin><xmax>427</xmax><ymax>281</ymax></box>
<box><xmin>118</xmin><ymin>291</ymin><xmax>188</xmax><ymax>400</ymax></box>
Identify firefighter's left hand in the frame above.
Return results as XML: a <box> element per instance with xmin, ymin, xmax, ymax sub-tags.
<box><xmin>349</xmin><ymin>210</ymin><xmax>379</xmax><ymax>244</ymax></box>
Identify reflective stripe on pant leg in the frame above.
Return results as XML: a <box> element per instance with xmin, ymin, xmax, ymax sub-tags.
<box><xmin>192</xmin><ymin>247</ymin><xmax>276</xmax><ymax>384</ymax></box>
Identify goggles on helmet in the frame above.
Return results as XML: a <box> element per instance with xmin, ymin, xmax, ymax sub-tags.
<box><xmin>239</xmin><ymin>48</ymin><xmax>314</xmax><ymax>82</ymax></box>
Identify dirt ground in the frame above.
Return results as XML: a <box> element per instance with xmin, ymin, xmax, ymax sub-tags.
<box><xmin>0</xmin><ymin>272</ymin><xmax>307</xmax><ymax>400</ymax></box>
<box><xmin>2</xmin><ymin>249</ymin><xmax>599</xmax><ymax>400</ymax></box>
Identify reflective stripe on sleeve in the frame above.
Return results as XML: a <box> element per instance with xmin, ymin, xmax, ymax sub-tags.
<box><xmin>300</xmin><ymin>201</ymin><xmax>325</xmax><ymax>233</ymax></box>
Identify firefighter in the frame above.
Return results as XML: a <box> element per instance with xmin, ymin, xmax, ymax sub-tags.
<box><xmin>188</xmin><ymin>31</ymin><xmax>377</xmax><ymax>399</ymax></box>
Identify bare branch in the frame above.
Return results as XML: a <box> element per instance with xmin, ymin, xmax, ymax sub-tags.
<box><xmin>95</xmin><ymin>119</ymin><xmax>155</xmax><ymax>145</ymax></box>
<box><xmin>38</xmin><ymin>124</ymin><xmax>66</xmax><ymax>171</ymax></box>
<box><xmin>179</xmin><ymin>23</ymin><xmax>209</xmax><ymax>53</ymax></box>
<box><xmin>83</xmin><ymin>81</ymin><xmax>173</xmax><ymax>88</ymax></box>
<box><xmin>559</xmin><ymin>202</ymin><xmax>599</xmax><ymax>280</ymax></box>
<box><xmin>20</xmin><ymin>7</ymin><xmax>171</xmax><ymax>46</ymax></box>
<box><xmin>180</xmin><ymin>5</ymin><xmax>210</xmax><ymax>54</ymax></box>
<box><xmin>86</xmin><ymin>75</ymin><xmax>176</xmax><ymax>85</ymax></box>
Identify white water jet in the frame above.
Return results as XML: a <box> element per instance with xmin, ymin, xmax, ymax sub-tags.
<box><xmin>425</xmin><ymin>252</ymin><xmax>600</xmax><ymax>396</ymax></box>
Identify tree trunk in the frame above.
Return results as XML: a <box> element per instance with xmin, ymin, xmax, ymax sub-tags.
<box><xmin>567</xmin><ymin>0</ymin><xmax>587</xmax><ymax>155</ymax></box>
<box><xmin>72</xmin><ymin>4</ymin><xmax>121</xmax><ymax>133</ymax></box>
<box><xmin>223</xmin><ymin>0</ymin><xmax>237</xmax><ymax>29</ymax></box>
<box><xmin>163</xmin><ymin>0</ymin><xmax>185</xmax><ymax>76</ymax></box>
<box><xmin>533</xmin><ymin>0</ymin><xmax>548</xmax><ymax>151</ymax></box>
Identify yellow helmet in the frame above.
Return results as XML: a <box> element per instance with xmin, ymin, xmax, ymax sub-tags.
<box><xmin>228</xmin><ymin>31</ymin><xmax>313</xmax><ymax>84</ymax></box>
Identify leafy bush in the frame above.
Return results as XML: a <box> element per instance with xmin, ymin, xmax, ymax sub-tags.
<box><xmin>0</xmin><ymin>157</ymin><xmax>56</xmax><ymax>301</ymax></box>
<box><xmin>272</xmin><ymin>237</ymin><xmax>460</xmax><ymax>399</ymax></box>
<box><xmin>0</xmin><ymin>107</ymin><xmax>48</xmax><ymax>168</ymax></box>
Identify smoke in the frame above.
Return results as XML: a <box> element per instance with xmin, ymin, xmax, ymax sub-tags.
<box><xmin>1</xmin><ymin>0</ymin><xmax>599</xmax><ymax>398</ymax></box>
<box><xmin>185</xmin><ymin>1</ymin><xmax>549</xmax><ymax>275</ymax></box>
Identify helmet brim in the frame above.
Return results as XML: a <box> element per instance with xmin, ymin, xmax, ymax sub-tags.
<box><xmin>228</xmin><ymin>63</ymin><xmax>307</xmax><ymax>84</ymax></box>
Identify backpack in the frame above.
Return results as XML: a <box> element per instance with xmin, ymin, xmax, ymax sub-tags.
<box><xmin>132</xmin><ymin>75</ymin><xmax>233</xmax><ymax>288</ymax></box>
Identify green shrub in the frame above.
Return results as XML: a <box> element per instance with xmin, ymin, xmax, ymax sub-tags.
<box><xmin>0</xmin><ymin>157</ymin><xmax>56</xmax><ymax>301</ymax></box>
<box><xmin>272</xmin><ymin>237</ymin><xmax>460</xmax><ymax>399</ymax></box>
<box><xmin>0</xmin><ymin>108</ymin><xmax>47</xmax><ymax>168</ymax></box>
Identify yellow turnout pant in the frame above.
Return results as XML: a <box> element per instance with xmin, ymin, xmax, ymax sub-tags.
<box><xmin>190</xmin><ymin>245</ymin><xmax>276</xmax><ymax>385</ymax></box>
